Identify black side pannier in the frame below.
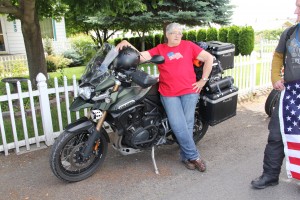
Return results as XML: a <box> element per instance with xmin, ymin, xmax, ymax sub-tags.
<box><xmin>199</xmin><ymin>86</ymin><xmax>238</xmax><ymax>126</ymax></box>
<box><xmin>206</xmin><ymin>41</ymin><xmax>235</xmax><ymax>70</ymax></box>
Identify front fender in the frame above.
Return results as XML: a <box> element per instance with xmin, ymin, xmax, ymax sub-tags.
<box><xmin>69</xmin><ymin>97</ymin><xmax>93</xmax><ymax>112</ymax></box>
<box><xmin>64</xmin><ymin>117</ymin><xmax>110</xmax><ymax>143</ymax></box>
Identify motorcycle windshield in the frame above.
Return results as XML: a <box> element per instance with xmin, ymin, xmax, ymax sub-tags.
<box><xmin>80</xmin><ymin>43</ymin><xmax>118</xmax><ymax>87</ymax></box>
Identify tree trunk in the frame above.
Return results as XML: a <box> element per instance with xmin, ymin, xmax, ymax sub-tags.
<box><xmin>21</xmin><ymin>9</ymin><xmax>46</xmax><ymax>88</ymax></box>
<box><xmin>163</xmin><ymin>22</ymin><xmax>168</xmax><ymax>43</ymax></box>
<box><xmin>141</xmin><ymin>32</ymin><xmax>145</xmax><ymax>51</ymax></box>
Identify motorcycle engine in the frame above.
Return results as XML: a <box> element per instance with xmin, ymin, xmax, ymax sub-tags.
<box><xmin>119</xmin><ymin>105</ymin><xmax>162</xmax><ymax>149</ymax></box>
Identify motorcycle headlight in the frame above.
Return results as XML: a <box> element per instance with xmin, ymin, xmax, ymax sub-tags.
<box><xmin>78</xmin><ymin>86</ymin><xmax>93</xmax><ymax>100</ymax></box>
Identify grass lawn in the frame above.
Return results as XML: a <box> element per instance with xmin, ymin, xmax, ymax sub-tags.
<box><xmin>48</xmin><ymin>66</ymin><xmax>85</xmax><ymax>80</ymax></box>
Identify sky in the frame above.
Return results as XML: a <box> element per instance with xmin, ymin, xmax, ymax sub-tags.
<box><xmin>230</xmin><ymin>0</ymin><xmax>296</xmax><ymax>26</ymax></box>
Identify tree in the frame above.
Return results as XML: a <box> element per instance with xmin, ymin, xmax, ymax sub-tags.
<box><xmin>65</xmin><ymin>0</ymin><xmax>233</xmax><ymax>49</ymax></box>
<box><xmin>0</xmin><ymin>0</ymin><xmax>67</xmax><ymax>87</ymax></box>
<box><xmin>64</xmin><ymin>0</ymin><xmax>147</xmax><ymax>46</ymax></box>
<box><xmin>140</xmin><ymin>0</ymin><xmax>233</xmax><ymax>42</ymax></box>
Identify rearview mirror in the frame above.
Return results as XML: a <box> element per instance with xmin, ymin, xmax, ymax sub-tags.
<box><xmin>149</xmin><ymin>55</ymin><xmax>165</xmax><ymax>64</ymax></box>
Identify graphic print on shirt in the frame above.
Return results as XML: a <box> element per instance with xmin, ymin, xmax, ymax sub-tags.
<box><xmin>167</xmin><ymin>52</ymin><xmax>183</xmax><ymax>60</ymax></box>
<box><xmin>288</xmin><ymin>38</ymin><xmax>300</xmax><ymax>65</ymax></box>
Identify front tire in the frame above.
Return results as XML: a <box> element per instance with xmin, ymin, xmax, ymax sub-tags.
<box><xmin>49</xmin><ymin>129</ymin><xmax>108</xmax><ymax>182</ymax></box>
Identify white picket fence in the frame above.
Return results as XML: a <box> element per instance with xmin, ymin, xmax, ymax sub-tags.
<box><xmin>0</xmin><ymin>40</ymin><xmax>278</xmax><ymax>156</ymax></box>
<box><xmin>0</xmin><ymin>73</ymin><xmax>82</xmax><ymax>155</ymax></box>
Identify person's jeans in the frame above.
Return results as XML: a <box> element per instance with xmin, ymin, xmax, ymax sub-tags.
<box><xmin>160</xmin><ymin>93</ymin><xmax>200</xmax><ymax>161</ymax></box>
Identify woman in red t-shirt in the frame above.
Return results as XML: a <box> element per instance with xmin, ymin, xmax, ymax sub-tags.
<box><xmin>116</xmin><ymin>23</ymin><xmax>213</xmax><ymax>172</ymax></box>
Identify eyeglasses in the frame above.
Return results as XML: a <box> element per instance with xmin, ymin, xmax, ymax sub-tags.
<box><xmin>169</xmin><ymin>32</ymin><xmax>183</xmax><ymax>36</ymax></box>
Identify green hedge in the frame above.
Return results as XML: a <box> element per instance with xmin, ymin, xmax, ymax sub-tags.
<box><xmin>110</xmin><ymin>25</ymin><xmax>254</xmax><ymax>55</ymax></box>
<box><xmin>187</xmin><ymin>30</ymin><xmax>197</xmax><ymax>41</ymax></box>
<box><xmin>197</xmin><ymin>29</ymin><xmax>207</xmax><ymax>41</ymax></box>
<box><xmin>219</xmin><ymin>27</ymin><xmax>229</xmax><ymax>42</ymax></box>
<box><xmin>206</xmin><ymin>28</ymin><xmax>218</xmax><ymax>41</ymax></box>
<box><xmin>228</xmin><ymin>25</ymin><xmax>241</xmax><ymax>56</ymax></box>
<box><xmin>239</xmin><ymin>26</ymin><xmax>254</xmax><ymax>56</ymax></box>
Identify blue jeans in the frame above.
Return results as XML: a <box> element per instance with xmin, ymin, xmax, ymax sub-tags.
<box><xmin>160</xmin><ymin>93</ymin><xmax>200</xmax><ymax>161</ymax></box>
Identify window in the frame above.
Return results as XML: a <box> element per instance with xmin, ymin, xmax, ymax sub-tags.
<box><xmin>0</xmin><ymin>21</ymin><xmax>6</xmax><ymax>51</ymax></box>
<box><xmin>40</xmin><ymin>18</ymin><xmax>54</xmax><ymax>39</ymax></box>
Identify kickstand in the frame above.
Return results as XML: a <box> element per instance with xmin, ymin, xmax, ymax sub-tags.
<box><xmin>151</xmin><ymin>146</ymin><xmax>159</xmax><ymax>174</ymax></box>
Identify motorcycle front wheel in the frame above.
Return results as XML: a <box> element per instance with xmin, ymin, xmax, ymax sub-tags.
<box><xmin>49</xmin><ymin>129</ymin><xmax>108</xmax><ymax>182</ymax></box>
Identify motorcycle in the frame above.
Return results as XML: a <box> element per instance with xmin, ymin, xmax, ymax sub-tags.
<box><xmin>49</xmin><ymin>43</ymin><xmax>210</xmax><ymax>182</ymax></box>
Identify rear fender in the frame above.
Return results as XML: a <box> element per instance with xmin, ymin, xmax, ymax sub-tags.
<box><xmin>64</xmin><ymin>117</ymin><xmax>110</xmax><ymax>143</ymax></box>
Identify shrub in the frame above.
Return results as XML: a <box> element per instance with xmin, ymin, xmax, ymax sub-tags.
<box><xmin>228</xmin><ymin>25</ymin><xmax>240</xmax><ymax>55</ymax></box>
<box><xmin>187</xmin><ymin>30</ymin><xmax>197</xmax><ymax>41</ymax></box>
<box><xmin>255</xmin><ymin>29</ymin><xmax>283</xmax><ymax>41</ymax></box>
<box><xmin>129</xmin><ymin>37</ymin><xmax>135</xmax><ymax>47</ymax></box>
<box><xmin>239</xmin><ymin>26</ymin><xmax>255</xmax><ymax>56</ymax></box>
<box><xmin>0</xmin><ymin>64</ymin><xmax>5</xmax><ymax>78</ymax></box>
<box><xmin>197</xmin><ymin>29</ymin><xmax>207</xmax><ymax>41</ymax></box>
<box><xmin>10</xmin><ymin>61</ymin><xmax>28</xmax><ymax>76</ymax></box>
<box><xmin>63</xmin><ymin>49</ymin><xmax>84</xmax><ymax>67</ymax></box>
<box><xmin>46</xmin><ymin>55</ymin><xmax>72</xmax><ymax>72</ymax></box>
<box><xmin>206</xmin><ymin>28</ymin><xmax>218</xmax><ymax>41</ymax></box>
<box><xmin>154</xmin><ymin>34</ymin><xmax>163</xmax><ymax>46</ymax></box>
<box><xmin>133</xmin><ymin>37</ymin><xmax>142</xmax><ymax>50</ymax></box>
<box><xmin>145</xmin><ymin>35</ymin><xmax>154</xmax><ymax>50</ymax></box>
<box><xmin>114</xmin><ymin>38</ymin><xmax>122</xmax><ymax>46</ymax></box>
<box><xmin>0</xmin><ymin>60</ymin><xmax>28</xmax><ymax>77</ymax></box>
<box><xmin>182</xmin><ymin>31</ymin><xmax>188</xmax><ymax>40</ymax></box>
<box><xmin>69</xmin><ymin>34</ymin><xmax>97</xmax><ymax>63</ymax></box>
<box><xmin>43</xmin><ymin>37</ymin><xmax>53</xmax><ymax>55</ymax></box>
<box><xmin>219</xmin><ymin>27</ymin><xmax>229</xmax><ymax>42</ymax></box>
<box><xmin>46</xmin><ymin>59</ymin><xmax>57</xmax><ymax>72</ymax></box>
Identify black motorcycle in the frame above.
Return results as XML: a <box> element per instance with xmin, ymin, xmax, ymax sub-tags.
<box><xmin>49</xmin><ymin>43</ymin><xmax>211</xmax><ymax>182</ymax></box>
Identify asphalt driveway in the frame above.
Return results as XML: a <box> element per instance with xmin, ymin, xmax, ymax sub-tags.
<box><xmin>0</xmin><ymin>94</ymin><xmax>299</xmax><ymax>200</ymax></box>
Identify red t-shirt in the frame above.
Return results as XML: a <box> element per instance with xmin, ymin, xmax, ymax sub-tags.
<box><xmin>148</xmin><ymin>40</ymin><xmax>203</xmax><ymax>96</ymax></box>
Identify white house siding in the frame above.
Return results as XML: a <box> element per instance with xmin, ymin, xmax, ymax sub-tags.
<box><xmin>54</xmin><ymin>18</ymin><xmax>67</xmax><ymax>41</ymax></box>
<box><xmin>0</xmin><ymin>16</ymin><xmax>67</xmax><ymax>55</ymax></box>
<box><xmin>2</xmin><ymin>18</ymin><xmax>25</xmax><ymax>54</ymax></box>
<box><xmin>51</xmin><ymin>18</ymin><xmax>70</xmax><ymax>54</ymax></box>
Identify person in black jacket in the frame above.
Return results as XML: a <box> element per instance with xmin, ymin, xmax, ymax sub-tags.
<box><xmin>251</xmin><ymin>0</ymin><xmax>300</xmax><ymax>189</ymax></box>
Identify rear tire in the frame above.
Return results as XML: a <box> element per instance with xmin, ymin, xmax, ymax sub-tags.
<box><xmin>193</xmin><ymin>109</ymin><xmax>209</xmax><ymax>144</ymax></box>
<box><xmin>49</xmin><ymin>129</ymin><xmax>108</xmax><ymax>182</ymax></box>
<box><xmin>171</xmin><ymin>104</ymin><xmax>209</xmax><ymax>144</ymax></box>
<box><xmin>265</xmin><ymin>89</ymin><xmax>280</xmax><ymax>117</ymax></box>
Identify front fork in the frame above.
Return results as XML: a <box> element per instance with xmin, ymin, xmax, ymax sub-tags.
<box><xmin>82</xmin><ymin>81</ymin><xmax>121</xmax><ymax>158</ymax></box>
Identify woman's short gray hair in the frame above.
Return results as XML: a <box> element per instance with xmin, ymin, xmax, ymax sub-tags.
<box><xmin>166</xmin><ymin>23</ymin><xmax>183</xmax><ymax>34</ymax></box>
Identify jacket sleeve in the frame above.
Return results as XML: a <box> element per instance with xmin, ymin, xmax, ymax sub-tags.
<box><xmin>271</xmin><ymin>51</ymin><xmax>283</xmax><ymax>84</ymax></box>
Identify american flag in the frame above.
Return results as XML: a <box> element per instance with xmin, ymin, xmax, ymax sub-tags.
<box><xmin>279</xmin><ymin>80</ymin><xmax>300</xmax><ymax>180</ymax></box>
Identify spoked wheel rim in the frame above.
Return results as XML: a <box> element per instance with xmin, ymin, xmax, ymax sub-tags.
<box><xmin>59</xmin><ymin>132</ymin><xmax>104</xmax><ymax>175</ymax></box>
<box><xmin>171</xmin><ymin>106</ymin><xmax>209</xmax><ymax>144</ymax></box>
<box><xmin>192</xmin><ymin>109</ymin><xmax>208</xmax><ymax>143</ymax></box>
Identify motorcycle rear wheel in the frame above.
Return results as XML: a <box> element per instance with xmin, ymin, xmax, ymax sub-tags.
<box><xmin>49</xmin><ymin>129</ymin><xmax>108</xmax><ymax>182</ymax></box>
<box><xmin>193</xmin><ymin>109</ymin><xmax>209</xmax><ymax>144</ymax></box>
<box><xmin>171</xmin><ymin>108</ymin><xmax>209</xmax><ymax>144</ymax></box>
<box><xmin>265</xmin><ymin>89</ymin><xmax>280</xmax><ymax>117</ymax></box>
